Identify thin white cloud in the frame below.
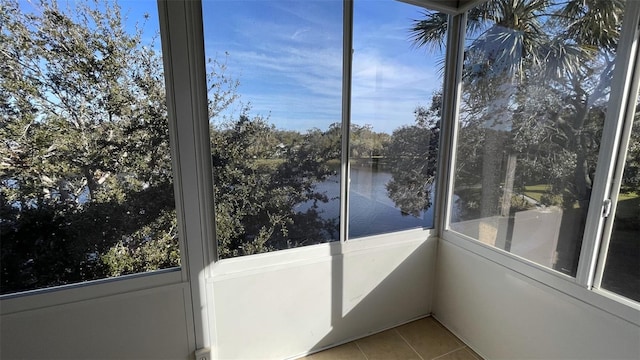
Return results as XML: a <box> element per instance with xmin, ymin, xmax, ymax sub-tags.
<box><xmin>291</xmin><ymin>28</ymin><xmax>311</xmax><ymax>41</ymax></box>
<box><xmin>203</xmin><ymin>0</ymin><xmax>443</xmax><ymax>133</ymax></box>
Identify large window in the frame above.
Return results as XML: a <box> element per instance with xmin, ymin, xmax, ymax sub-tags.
<box><xmin>202</xmin><ymin>0</ymin><xmax>443</xmax><ymax>258</ymax></box>
<box><xmin>4</xmin><ymin>0</ymin><xmax>637</xmax><ymax>309</ymax></box>
<box><xmin>202</xmin><ymin>0</ymin><xmax>343</xmax><ymax>258</ymax></box>
<box><xmin>348</xmin><ymin>0</ymin><xmax>444</xmax><ymax>238</ymax></box>
<box><xmin>444</xmin><ymin>0</ymin><xmax>639</xmax><ymax>304</ymax></box>
<box><xmin>0</xmin><ymin>0</ymin><xmax>179</xmax><ymax>295</ymax></box>
<box><xmin>447</xmin><ymin>0</ymin><xmax>625</xmax><ymax>276</ymax></box>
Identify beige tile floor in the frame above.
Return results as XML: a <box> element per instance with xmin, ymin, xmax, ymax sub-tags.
<box><xmin>299</xmin><ymin>317</ymin><xmax>482</xmax><ymax>360</ymax></box>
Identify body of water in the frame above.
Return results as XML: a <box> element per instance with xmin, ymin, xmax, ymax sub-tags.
<box><xmin>302</xmin><ymin>167</ymin><xmax>434</xmax><ymax>239</ymax></box>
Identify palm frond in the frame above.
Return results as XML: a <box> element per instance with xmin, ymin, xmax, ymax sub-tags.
<box><xmin>409</xmin><ymin>11</ymin><xmax>448</xmax><ymax>51</ymax></box>
<box><xmin>557</xmin><ymin>0</ymin><xmax>624</xmax><ymax>52</ymax></box>
<box><xmin>411</xmin><ymin>0</ymin><xmax>618</xmax><ymax>83</ymax></box>
<box><xmin>538</xmin><ymin>37</ymin><xmax>592</xmax><ymax>80</ymax></box>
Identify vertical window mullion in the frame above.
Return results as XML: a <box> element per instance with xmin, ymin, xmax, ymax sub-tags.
<box><xmin>576</xmin><ymin>1</ymin><xmax>640</xmax><ymax>288</ymax></box>
<box><xmin>157</xmin><ymin>0</ymin><xmax>213</xmax><ymax>350</ymax></box>
<box><xmin>437</xmin><ymin>12</ymin><xmax>467</xmax><ymax>235</ymax></box>
<box><xmin>340</xmin><ymin>0</ymin><xmax>353</xmax><ymax>243</ymax></box>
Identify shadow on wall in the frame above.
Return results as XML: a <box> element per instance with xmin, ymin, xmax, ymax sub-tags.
<box><xmin>208</xmin><ymin>237</ymin><xmax>436</xmax><ymax>360</ymax></box>
<box><xmin>309</xmin><ymin>238</ymin><xmax>436</xmax><ymax>354</ymax></box>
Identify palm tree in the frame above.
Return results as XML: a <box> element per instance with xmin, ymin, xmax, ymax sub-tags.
<box><xmin>412</xmin><ymin>0</ymin><xmax>622</xmax><ymax>78</ymax></box>
<box><xmin>412</xmin><ymin>0</ymin><xmax>623</xmax><ymax>209</ymax></box>
<box><xmin>410</xmin><ymin>0</ymin><xmax>624</xmax><ymax>270</ymax></box>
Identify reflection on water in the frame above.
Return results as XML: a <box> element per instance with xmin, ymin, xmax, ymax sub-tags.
<box><xmin>301</xmin><ymin>167</ymin><xmax>434</xmax><ymax>239</ymax></box>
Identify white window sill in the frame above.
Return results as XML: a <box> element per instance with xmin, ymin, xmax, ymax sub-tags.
<box><xmin>0</xmin><ymin>267</ymin><xmax>184</xmax><ymax>315</ymax></box>
<box><xmin>209</xmin><ymin>228</ymin><xmax>436</xmax><ymax>281</ymax></box>
<box><xmin>441</xmin><ymin>230</ymin><xmax>640</xmax><ymax>327</ymax></box>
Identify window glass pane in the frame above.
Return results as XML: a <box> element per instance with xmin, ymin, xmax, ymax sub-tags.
<box><xmin>349</xmin><ymin>1</ymin><xmax>444</xmax><ymax>238</ymax></box>
<box><xmin>202</xmin><ymin>1</ymin><xmax>342</xmax><ymax>258</ymax></box>
<box><xmin>1</xmin><ymin>0</ymin><xmax>178</xmax><ymax>295</ymax></box>
<box><xmin>448</xmin><ymin>0</ymin><xmax>626</xmax><ymax>276</ymax></box>
<box><xmin>601</xmin><ymin>104</ymin><xmax>640</xmax><ymax>302</ymax></box>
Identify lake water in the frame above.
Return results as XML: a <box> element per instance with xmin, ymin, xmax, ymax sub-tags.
<box><xmin>303</xmin><ymin>167</ymin><xmax>434</xmax><ymax>239</ymax></box>
<box><xmin>12</xmin><ymin>166</ymin><xmax>434</xmax><ymax>240</ymax></box>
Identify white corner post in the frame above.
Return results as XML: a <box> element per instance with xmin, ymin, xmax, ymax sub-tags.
<box><xmin>157</xmin><ymin>0</ymin><xmax>216</xmax><ymax>354</ymax></box>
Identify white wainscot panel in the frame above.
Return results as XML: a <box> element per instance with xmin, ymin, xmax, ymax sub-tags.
<box><xmin>209</xmin><ymin>237</ymin><xmax>436</xmax><ymax>360</ymax></box>
<box><xmin>0</xmin><ymin>284</ymin><xmax>193</xmax><ymax>360</ymax></box>
<box><xmin>434</xmin><ymin>240</ymin><xmax>640</xmax><ymax>360</ymax></box>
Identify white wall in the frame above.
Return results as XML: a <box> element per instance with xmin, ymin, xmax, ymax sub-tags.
<box><xmin>0</xmin><ymin>282</ymin><xmax>194</xmax><ymax>360</ymax></box>
<box><xmin>0</xmin><ymin>234</ymin><xmax>436</xmax><ymax>360</ymax></box>
<box><xmin>4</xmin><ymin>233</ymin><xmax>638</xmax><ymax>360</ymax></box>
<box><xmin>433</xmin><ymin>240</ymin><xmax>640</xmax><ymax>360</ymax></box>
<box><xmin>0</xmin><ymin>236</ymin><xmax>435</xmax><ymax>360</ymax></box>
<box><xmin>208</xmin><ymin>236</ymin><xmax>436</xmax><ymax>360</ymax></box>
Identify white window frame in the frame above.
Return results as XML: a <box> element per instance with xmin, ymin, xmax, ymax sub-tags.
<box><xmin>438</xmin><ymin>1</ymin><xmax>640</xmax><ymax>325</ymax></box>
<box><xmin>592</xmin><ymin>46</ymin><xmax>640</xmax><ymax>304</ymax></box>
<box><xmin>6</xmin><ymin>0</ymin><xmax>637</xmax><ymax>330</ymax></box>
<box><xmin>0</xmin><ymin>0</ymin><xmax>444</xmax><ymax>316</ymax></box>
<box><xmin>0</xmin><ymin>0</ymin><xmax>203</xmax><ymax>318</ymax></box>
<box><xmin>207</xmin><ymin>0</ymin><xmax>440</xmax><ymax>276</ymax></box>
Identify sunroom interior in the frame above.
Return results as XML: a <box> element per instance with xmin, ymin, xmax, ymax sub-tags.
<box><xmin>1</xmin><ymin>0</ymin><xmax>639</xmax><ymax>359</ymax></box>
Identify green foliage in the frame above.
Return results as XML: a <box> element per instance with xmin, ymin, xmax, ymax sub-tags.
<box><xmin>0</xmin><ymin>0</ymin><xmax>181</xmax><ymax>293</ymax></box>
<box><xmin>385</xmin><ymin>107</ymin><xmax>439</xmax><ymax>217</ymax></box>
<box><xmin>509</xmin><ymin>195</ymin><xmax>534</xmax><ymax>213</ymax></box>
<box><xmin>411</xmin><ymin>0</ymin><xmax>626</xmax><ymax>216</ymax></box>
<box><xmin>350</xmin><ymin>123</ymin><xmax>390</xmax><ymax>160</ymax></box>
<box><xmin>539</xmin><ymin>193</ymin><xmax>563</xmax><ymax>207</ymax></box>
<box><xmin>621</xmin><ymin>114</ymin><xmax>640</xmax><ymax>193</ymax></box>
<box><xmin>211</xmin><ymin>114</ymin><xmax>340</xmax><ymax>258</ymax></box>
<box><xmin>0</xmin><ymin>0</ymin><xmax>342</xmax><ymax>291</ymax></box>
<box><xmin>101</xmin><ymin>211</ymin><xmax>180</xmax><ymax>276</ymax></box>
<box><xmin>8</xmin><ymin>0</ymin><xmax>631</xmax><ymax>295</ymax></box>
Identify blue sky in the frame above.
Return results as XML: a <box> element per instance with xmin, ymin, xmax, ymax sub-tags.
<box><xmin>201</xmin><ymin>0</ymin><xmax>444</xmax><ymax>133</ymax></box>
<box><xmin>19</xmin><ymin>0</ymin><xmax>444</xmax><ymax>134</ymax></box>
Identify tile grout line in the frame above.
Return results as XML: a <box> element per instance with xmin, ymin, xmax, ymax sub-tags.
<box><xmin>393</xmin><ymin>329</ymin><xmax>425</xmax><ymax>360</ymax></box>
<box><xmin>430</xmin><ymin>345</ymin><xmax>468</xmax><ymax>360</ymax></box>
<box><xmin>464</xmin><ymin>346</ymin><xmax>482</xmax><ymax>360</ymax></box>
<box><xmin>353</xmin><ymin>340</ymin><xmax>370</xmax><ymax>360</ymax></box>
<box><xmin>431</xmin><ymin>319</ymin><xmax>483</xmax><ymax>359</ymax></box>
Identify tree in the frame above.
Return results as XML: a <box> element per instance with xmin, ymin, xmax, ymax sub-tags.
<box><xmin>410</xmin><ymin>0</ymin><xmax>626</xmax><ymax>273</ymax></box>
<box><xmin>1</xmin><ymin>0</ymin><xmax>345</xmax><ymax>291</ymax></box>
<box><xmin>385</xmin><ymin>98</ymin><xmax>440</xmax><ymax>217</ymax></box>
<box><xmin>350</xmin><ymin>123</ymin><xmax>390</xmax><ymax>160</ymax></box>
<box><xmin>411</xmin><ymin>0</ymin><xmax>624</xmax><ymax>212</ymax></box>
<box><xmin>1</xmin><ymin>0</ymin><xmax>237</xmax><ymax>293</ymax></box>
<box><xmin>0</xmin><ymin>0</ymin><xmax>181</xmax><ymax>292</ymax></box>
<box><xmin>211</xmin><ymin>113</ymin><xmax>339</xmax><ymax>258</ymax></box>
<box><xmin>0</xmin><ymin>0</ymin><xmax>341</xmax><ymax>292</ymax></box>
